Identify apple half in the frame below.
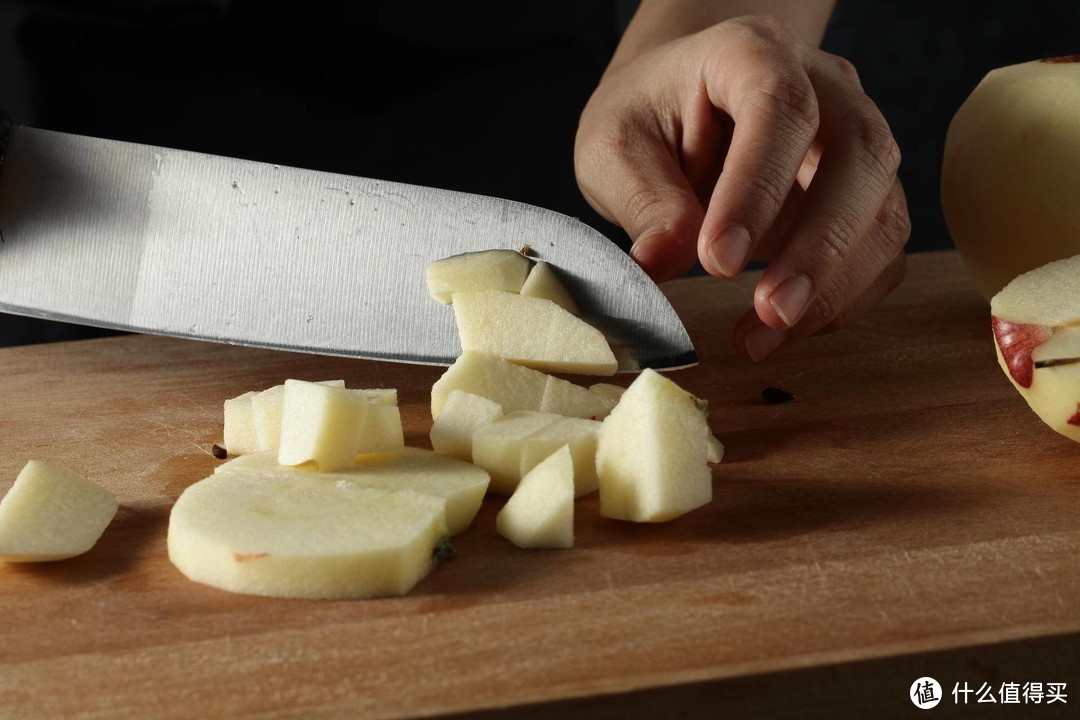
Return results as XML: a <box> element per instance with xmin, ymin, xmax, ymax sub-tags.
<box><xmin>990</xmin><ymin>254</ymin><xmax>1080</xmax><ymax>442</ymax></box>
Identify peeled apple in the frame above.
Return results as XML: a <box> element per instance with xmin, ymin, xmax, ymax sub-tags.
<box><xmin>941</xmin><ymin>56</ymin><xmax>1080</xmax><ymax>301</ymax></box>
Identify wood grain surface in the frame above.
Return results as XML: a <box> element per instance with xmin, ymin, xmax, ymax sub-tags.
<box><xmin>0</xmin><ymin>251</ymin><xmax>1077</xmax><ymax>719</ymax></box>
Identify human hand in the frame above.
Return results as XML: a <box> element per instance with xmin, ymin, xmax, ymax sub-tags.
<box><xmin>575</xmin><ymin>15</ymin><xmax>910</xmax><ymax>361</ymax></box>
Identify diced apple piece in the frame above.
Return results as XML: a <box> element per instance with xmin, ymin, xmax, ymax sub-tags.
<box><xmin>471</xmin><ymin>411</ymin><xmax>562</xmax><ymax>495</ymax></box>
<box><xmin>251</xmin><ymin>380</ymin><xmax>345</xmax><ymax>453</ymax></box>
<box><xmin>496</xmin><ymin>445</ymin><xmax>574</xmax><ymax>549</ymax></box>
<box><xmin>452</xmin><ymin>290</ymin><xmax>617</xmax><ymax>375</ymax></box>
<box><xmin>426</xmin><ymin>249</ymin><xmax>532</xmax><ymax>304</ymax></box>
<box><xmin>431</xmin><ymin>352</ymin><xmax>616</xmax><ymax>420</ymax></box>
<box><xmin>519</xmin><ymin>261</ymin><xmax>581</xmax><ymax>316</ymax></box>
<box><xmin>519</xmin><ymin>416</ymin><xmax>601</xmax><ymax>497</ymax></box>
<box><xmin>278</xmin><ymin>380</ymin><xmax>368</xmax><ymax>471</ymax></box>
<box><xmin>429</xmin><ymin>390</ymin><xmax>504</xmax><ymax>462</ymax></box>
<box><xmin>539</xmin><ymin>377</ymin><xmax>616</xmax><ymax>420</ymax></box>
<box><xmin>596</xmin><ymin>369</ymin><xmax>712</xmax><ymax>522</ymax></box>
<box><xmin>357</xmin><ymin>388</ymin><xmax>398</xmax><ymax>406</ymax></box>
<box><xmin>215</xmin><ymin>448</ymin><xmax>489</xmax><ymax>536</ymax></box>
<box><xmin>0</xmin><ymin>460</ymin><xmax>118</xmax><ymax>562</ymax></box>
<box><xmin>991</xmin><ymin>254</ymin><xmax>1080</xmax><ymax>442</ymax></box>
<box><xmin>358</xmin><ymin>404</ymin><xmax>405</xmax><ymax>455</ymax></box>
<box><xmin>588</xmin><ymin>383</ymin><xmax>626</xmax><ymax>402</ymax></box>
<box><xmin>223</xmin><ymin>390</ymin><xmax>259</xmax><ymax>456</ymax></box>
<box><xmin>168</xmin><ymin>472</ymin><xmax>448</xmax><ymax>599</ymax></box>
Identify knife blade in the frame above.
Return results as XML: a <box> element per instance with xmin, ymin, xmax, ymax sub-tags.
<box><xmin>0</xmin><ymin>124</ymin><xmax>696</xmax><ymax>371</ymax></box>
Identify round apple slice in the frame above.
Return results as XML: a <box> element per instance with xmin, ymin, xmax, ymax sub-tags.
<box><xmin>168</xmin><ymin>473</ymin><xmax>448</xmax><ymax>599</ymax></box>
<box><xmin>214</xmin><ymin>448</ymin><xmax>489</xmax><ymax>536</ymax></box>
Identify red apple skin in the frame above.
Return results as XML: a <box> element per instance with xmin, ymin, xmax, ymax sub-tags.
<box><xmin>991</xmin><ymin>316</ymin><xmax>1052</xmax><ymax>388</ymax></box>
<box><xmin>1069</xmin><ymin>406</ymin><xmax>1080</xmax><ymax>427</ymax></box>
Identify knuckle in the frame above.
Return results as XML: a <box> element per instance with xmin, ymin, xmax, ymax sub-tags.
<box><xmin>743</xmin><ymin>158</ymin><xmax>793</xmax><ymax>215</ymax></box>
<box><xmin>829</xmin><ymin>53</ymin><xmax>862</xmax><ymax>85</ymax></box>
<box><xmin>876</xmin><ymin>195</ymin><xmax>913</xmax><ymax>251</ymax></box>
<box><xmin>759</xmin><ymin>74</ymin><xmax>819</xmax><ymax>137</ymax></box>
<box><xmin>812</xmin><ymin>208</ymin><xmax>862</xmax><ymax>265</ymax></box>
<box><xmin>731</xmin><ymin>14</ymin><xmax>797</xmax><ymax>46</ymax></box>
<box><xmin>805</xmin><ymin>285</ymin><xmax>843</xmax><ymax>326</ymax></box>
<box><xmin>622</xmin><ymin>186</ymin><xmax>670</xmax><ymax>232</ymax></box>
<box><xmin>856</xmin><ymin>114</ymin><xmax>902</xmax><ymax>178</ymax></box>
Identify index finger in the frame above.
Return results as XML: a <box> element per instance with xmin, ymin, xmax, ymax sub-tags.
<box><xmin>695</xmin><ymin>25</ymin><xmax>820</xmax><ymax>279</ymax></box>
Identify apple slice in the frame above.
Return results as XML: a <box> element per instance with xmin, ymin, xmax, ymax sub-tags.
<box><xmin>430</xmin><ymin>390</ymin><xmax>505</xmax><ymax>462</ymax></box>
<box><xmin>519</xmin><ymin>416</ymin><xmax>601</xmax><ymax>497</ymax></box>
<box><xmin>519</xmin><ymin>261</ymin><xmax>581</xmax><ymax>316</ymax></box>
<box><xmin>430</xmin><ymin>352</ymin><xmax>616</xmax><ymax>421</ymax></box>
<box><xmin>223</xmin><ymin>390</ymin><xmax>260</xmax><ymax>456</ymax></box>
<box><xmin>0</xmin><ymin>460</ymin><xmax>118</xmax><ymax>562</ymax></box>
<box><xmin>471</xmin><ymin>411</ymin><xmax>562</xmax><ymax>495</ymax></box>
<box><xmin>595</xmin><ymin>369</ymin><xmax>712</xmax><ymax>522</ymax></box>
<box><xmin>496</xmin><ymin>445</ymin><xmax>575</xmax><ymax>549</ymax></box>
<box><xmin>451</xmin><ymin>290</ymin><xmax>617</xmax><ymax>375</ymax></box>
<box><xmin>278</xmin><ymin>380</ymin><xmax>368</xmax><ymax>471</ymax></box>
<box><xmin>426</xmin><ymin>249</ymin><xmax>532</xmax><ymax>304</ymax></box>
<box><xmin>215</xmin><ymin>447</ymin><xmax>489</xmax><ymax>536</ymax></box>
<box><xmin>990</xmin><ymin>254</ymin><xmax>1080</xmax><ymax>442</ymax></box>
<box><xmin>168</xmin><ymin>472</ymin><xmax>449</xmax><ymax>599</ymax></box>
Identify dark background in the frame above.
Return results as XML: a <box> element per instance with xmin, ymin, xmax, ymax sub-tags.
<box><xmin>0</xmin><ymin>0</ymin><xmax>1077</xmax><ymax>345</ymax></box>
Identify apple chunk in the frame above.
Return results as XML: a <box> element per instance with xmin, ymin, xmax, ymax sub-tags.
<box><xmin>519</xmin><ymin>261</ymin><xmax>581</xmax><ymax>316</ymax></box>
<box><xmin>496</xmin><ymin>445</ymin><xmax>575</xmax><ymax>549</ymax></box>
<box><xmin>429</xmin><ymin>390</ymin><xmax>505</xmax><ymax>462</ymax></box>
<box><xmin>990</xmin><ymin>254</ymin><xmax>1080</xmax><ymax>442</ymax></box>
<box><xmin>471</xmin><ymin>411</ymin><xmax>562</xmax><ymax>495</ymax></box>
<box><xmin>519</xmin><ymin>416</ymin><xmax>602</xmax><ymax>497</ymax></box>
<box><xmin>430</xmin><ymin>352</ymin><xmax>616</xmax><ymax>420</ymax></box>
<box><xmin>426</xmin><ymin>249</ymin><xmax>532</xmax><ymax>304</ymax></box>
<box><xmin>452</xmin><ymin>290</ymin><xmax>617</xmax><ymax>375</ymax></box>
<box><xmin>223</xmin><ymin>390</ymin><xmax>260</xmax><ymax>456</ymax></box>
<box><xmin>168</xmin><ymin>472</ymin><xmax>448</xmax><ymax>599</ymax></box>
<box><xmin>277</xmin><ymin>380</ymin><xmax>369</xmax><ymax>471</ymax></box>
<box><xmin>596</xmin><ymin>369</ymin><xmax>713</xmax><ymax>522</ymax></box>
<box><xmin>0</xmin><ymin>460</ymin><xmax>118</xmax><ymax>562</ymax></box>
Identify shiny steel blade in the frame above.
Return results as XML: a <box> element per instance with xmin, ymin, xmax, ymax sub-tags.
<box><xmin>0</xmin><ymin>126</ymin><xmax>696</xmax><ymax>370</ymax></box>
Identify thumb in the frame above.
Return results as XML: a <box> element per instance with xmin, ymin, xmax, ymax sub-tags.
<box><xmin>575</xmin><ymin>129</ymin><xmax>704</xmax><ymax>283</ymax></box>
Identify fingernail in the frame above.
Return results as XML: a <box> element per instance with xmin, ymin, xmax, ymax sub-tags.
<box><xmin>744</xmin><ymin>323</ymin><xmax>788</xmax><ymax>363</ymax></box>
<box><xmin>769</xmin><ymin>273</ymin><xmax>813</xmax><ymax>328</ymax></box>
<box><xmin>630</xmin><ymin>224</ymin><xmax>667</xmax><ymax>260</ymax></box>
<box><xmin>705</xmin><ymin>226</ymin><xmax>750</xmax><ymax>277</ymax></box>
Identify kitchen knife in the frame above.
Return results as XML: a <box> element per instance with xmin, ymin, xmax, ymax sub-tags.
<box><xmin>0</xmin><ymin>123</ymin><xmax>696</xmax><ymax>371</ymax></box>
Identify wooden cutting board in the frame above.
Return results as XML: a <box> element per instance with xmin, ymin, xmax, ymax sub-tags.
<box><xmin>1</xmin><ymin>251</ymin><xmax>1077</xmax><ymax>719</ymax></box>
